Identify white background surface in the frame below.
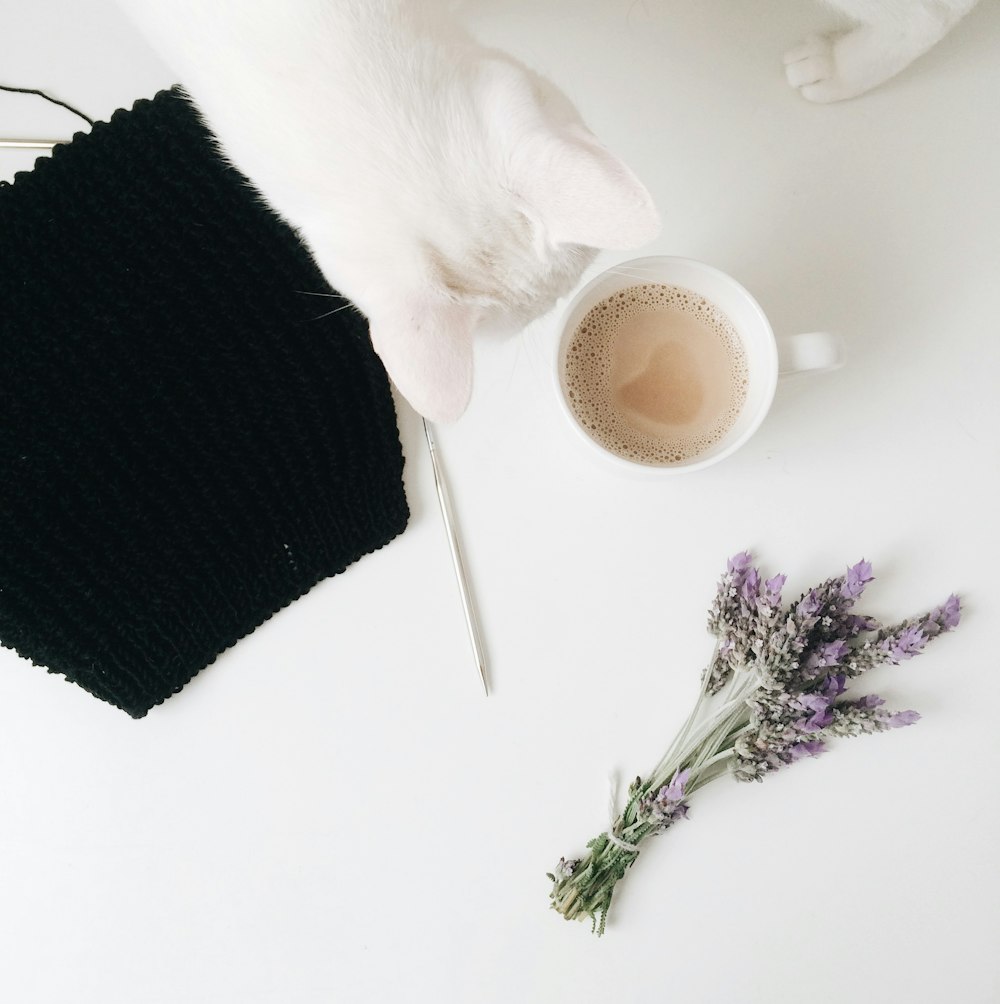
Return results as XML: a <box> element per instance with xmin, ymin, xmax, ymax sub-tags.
<box><xmin>2</xmin><ymin>1</ymin><xmax>998</xmax><ymax>1001</ymax></box>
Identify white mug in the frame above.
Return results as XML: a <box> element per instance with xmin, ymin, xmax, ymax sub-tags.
<box><xmin>554</xmin><ymin>256</ymin><xmax>843</xmax><ymax>475</ymax></box>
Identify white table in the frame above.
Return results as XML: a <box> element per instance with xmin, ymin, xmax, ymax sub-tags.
<box><xmin>2</xmin><ymin>2</ymin><xmax>998</xmax><ymax>1001</ymax></box>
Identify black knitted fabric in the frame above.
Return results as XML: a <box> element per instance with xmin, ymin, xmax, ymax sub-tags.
<box><xmin>0</xmin><ymin>88</ymin><xmax>409</xmax><ymax>717</ymax></box>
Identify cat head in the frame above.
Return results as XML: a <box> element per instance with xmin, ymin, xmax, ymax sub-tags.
<box><xmin>359</xmin><ymin>56</ymin><xmax>661</xmax><ymax>422</ymax></box>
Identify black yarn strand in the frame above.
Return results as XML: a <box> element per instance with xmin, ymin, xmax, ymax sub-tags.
<box><xmin>0</xmin><ymin>84</ymin><xmax>94</xmax><ymax>126</ymax></box>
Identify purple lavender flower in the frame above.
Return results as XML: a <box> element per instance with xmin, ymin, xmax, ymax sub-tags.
<box><xmin>637</xmin><ymin>769</ymin><xmax>692</xmax><ymax>831</ymax></box>
<box><xmin>549</xmin><ymin>857</ymin><xmax>580</xmax><ymax>882</ymax></box>
<box><xmin>854</xmin><ymin>694</ymin><xmax>885</xmax><ymax>709</ymax></box>
<box><xmin>797</xmin><ymin>590</ymin><xmax>822</xmax><ymax>618</ymax></box>
<box><xmin>925</xmin><ymin>594</ymin><xmax>961</xmax><ymax>636</ymax></box>
<box><xmin>706</xmin><ymin>553</ymin><xmax>781</xmax><ymax>691</ymax></box>
<box><xmin>880</xmin><ymin>624</ymin><xmax>927</xmax><ymax>663</ymax></box>
<box><xmin>821</xmin><ymin>674</ymin><xmax>847</xmax><ymax>698</ymax></box>
<box><xmin>793</xmin><ymin>693</ymin><xmax>830</xmax><ymax>714</ymax></box>
<box><xmin>773</xmin><ymin>565</ymin><xmax>865</xmax><ymax>668</ymax></box>
<box><xmin>708</xmin><ymin>552</ymin><xmax>757</xmax><ymax>640</ymax></box>
<box><xmin>798</xmin><ymin>708</ymin><xmax>834</xmax><ymax>732</ymax></box>
<box><xmin>734</xmin><ymin>728</ymin><xmax>828</xmax><ymax>780</ymax></box>
<box><xmin>841</xmin><ymin>560</ymin><xmax>874</xmax><ymax>599</ymax></box>
<box><xmin>741</xmin><ymin>568</ymin><xmax>761</xmax><ymax>604</ymax></box>
<box><xmin>821</xmin><ymin>698</ymin><xmax>923</xmax><ymax>738</ymax></box>
<box><xmin>661</xmin><ymin>769</ymin><xmax>690</xmax><ymax>802</ymax></box>
<box><xmin>764</xmin><ymin>574</ymin><xmax>786</xmax><ymax>606</ymax></box>
<box><xmin>841</xmin><ymin>613</ymin><xmax>880</xmax><ymax>637</ymax></box>
<box><xmin>552</xmin><ymin>555</ymin><xmax>962</xmax><ymax>937</ymax></box>
<box><xmin>785</xmin><ymin>739</ymin><xmax>827</xmax><ymax>761</ymax></box>
<box><xmin>789</xmin><ymin>681</ymin><xmax>848</xmax><ymax>732</ymax></box>
<box><xmin>886</xmin><ymin>710</ymin><xmax>921</xmax><ymax>728</ymax></box>
<box><xmin>805</xmin><ymin>639</ymin><xmax>850</xmax><ymax>674</ymax></box>
<box><xmin>851</xmin><ymin>596</ymin><xmax>961</xmax><ymax>672</ymax></box>
<box><xmin>717</xmin><ymin>555</ymin><xmax>949</xmax><ymax>762</ymax></box>
<box><xmin>728</xmin><ymin>552</ymin><xmax>753</xmax><ymax>574</ymax></box>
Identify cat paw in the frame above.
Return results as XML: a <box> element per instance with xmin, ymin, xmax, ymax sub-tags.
<box><xmin>784</xmin><ymin>34</ymin><xmax>843</xmax><ymax>102</ymax></box>
<box><xmin>783</xmin><ymin>31</ymin><xmax>879</xmax><ymax>103</ymax></box>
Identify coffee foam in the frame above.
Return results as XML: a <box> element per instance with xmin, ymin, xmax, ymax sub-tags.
<box><xmin>563</xmin><ymin>283</ymin><xmax>749</xmax><ymax>466</ymax></box>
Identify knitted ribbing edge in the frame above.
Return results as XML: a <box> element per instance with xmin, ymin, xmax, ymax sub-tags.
<box><xmin>0</xmin><ymin>88</ymin><xmax>409</xmax><ymax>717</ymax></box>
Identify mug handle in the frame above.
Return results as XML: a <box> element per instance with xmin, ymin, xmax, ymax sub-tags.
<box><xmin>777</xmin><ymin>332</ymin><xmax>845</xmax><ymax>378</ymax></box>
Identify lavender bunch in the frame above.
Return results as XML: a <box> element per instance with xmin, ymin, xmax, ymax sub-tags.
<box><xmin>548</xmin><ymin>553</ymin><xmax>961</xmax><ymax>935</ymax></box>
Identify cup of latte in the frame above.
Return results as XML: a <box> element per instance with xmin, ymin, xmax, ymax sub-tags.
<box><xmin>555</xmin><ymin>256</ymin><xmax>842</xmax><ymax>475</ymax></box>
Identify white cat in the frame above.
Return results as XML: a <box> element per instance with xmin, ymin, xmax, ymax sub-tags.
<box><xmin>116</xmin><ymin>0</ymin><xmax>660</xmax><ymax>422</ymax></box>
<box><xmin>117</xmin><ymin>0</ymin><xmax>978</xmax><ymax>421</ymax></box>
<box><xmin>786</xmin><ymin>0</ymin><xmax>980</xmax><ymax>101</ymax></box>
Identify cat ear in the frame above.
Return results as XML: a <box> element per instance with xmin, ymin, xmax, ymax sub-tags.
<box><xmin>515</xmin><ymin>125</ymin><xmax>661</xmax><ymax>250</ymax></box>
<box><xmin>368</xmin><ymin>296</ymin><xmax>478</xmax><ymax>423</ymax></box>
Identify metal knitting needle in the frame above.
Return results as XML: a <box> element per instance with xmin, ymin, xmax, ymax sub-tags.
<box><xmin>423</xmin><ymin>418</ymin><xmax>489</xmax><ymax>695</ymax></box>
<box><xmin>0</xmin><ymin>140</ymin><xmax>60</xmax><ymax>149</ymax></box>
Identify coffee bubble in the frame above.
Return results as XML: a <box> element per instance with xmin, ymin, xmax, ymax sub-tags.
<box><xmin>562</xmin><ymin>283</ymin><xmax>748</xmax><ymax>466</ymax></box>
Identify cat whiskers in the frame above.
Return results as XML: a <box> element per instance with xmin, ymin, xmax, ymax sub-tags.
<box><xmin>605</xmin><ymin>263</ymin><xmax>665</xmax><ymax>274</ymax></box>
<box><xmin>309</xmin><ymin>302</ymin><xmax>357</xmax><ymax>321</ymax></box>
<box><xmin>520</xmin><ymin>322</ymin><xmax>549</xmax><ymax>380</ymax></box>
<box><xmin>505</xmin><ymin>334</ymin><xmax>523</xmax><ymax>393</ymax></box>
<box><xmin>605</xmin><ymin>264</ymin><xmax>668</xmax><ymax>285</ymax></box>
<box><xmin>294</xmin><ymin>289</ymin><xmax>359</xmax><ymax>322</ymax></box>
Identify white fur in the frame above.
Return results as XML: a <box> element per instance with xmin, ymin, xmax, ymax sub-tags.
<box><xmin>116</xmin><ymin>0</ymin><xmax>660</xmax><ymax>421</ymax></box>
<box><xmin>786</xmin><ymin>0</ymin><xmax>980</xmax><ymax>101</ymax></box>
